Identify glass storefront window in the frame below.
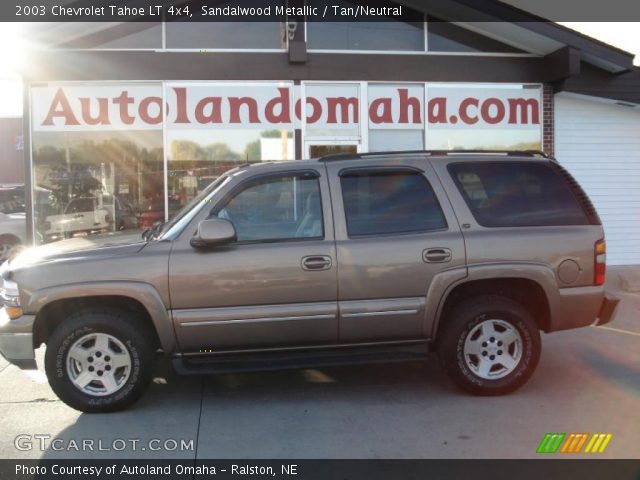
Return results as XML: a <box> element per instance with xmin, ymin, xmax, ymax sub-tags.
<box><xmin>166</xmin><ymin>21</ymin><xmax>286</xmax><ymax>49</ymax></box>
<box><xmin>167</xmin><ymin>129</ymin><xmax>294</xmax><ymax>214</ymax></box>
<box><xmin>308</xmin><ymin>21</ymin><xmax>425</xmax><ymax>51</ymax></box>
<box><xmin>30</xmin><ymin>83</ymin><xmax>164</xmax><ymax>244</ymax></box>
<box><xmin>29</xmin><ymin>23</ymin><xmax>162</xmax><ymax>49</ymax></box>
<box><xmin>165</xmin><ymin>82</ymin><xmax>295</xmax><ymax>213</ymax></box>
<box><xmin>307</xmin><ymin>1</ymin><xmax>424</xmax><ymax>51</ymax></box>
<box><xmin>368</xmin><ymin>84</ymin><xmax>425</xmax><ymax>152</ymax></box>
<box><xmin>27</xmin><ymin>81</ymin><xmax>543</xmax><ymax>245</ymax></box>
<box><xmin>369</xmin><ymin>130</ymin><xmax>424</xmax><ymax>151</ymax></box>
<box><xmin>304</xmin><ymin>83</ymin><xmax>361</xmax><ymax>138</ymax></box>
<box><xmin>427</xmin><ymin>18</ymin><xmax>524</xmax><ymax>53</ymax></box>
<box><xmin>31</xmin><ymin>130</ymin><xmax>164</xmax><ymax>243</ymax></box>
<box><xmin>425</xmin><ymin>84</ymin><xmax>542</xmax><ymax>151</ymax></box>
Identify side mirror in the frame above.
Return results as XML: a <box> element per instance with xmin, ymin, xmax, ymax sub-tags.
<box><xmin>190</xmin><ymin>218</ymin><xmax>237</xmax><ymax>248</ymax></box>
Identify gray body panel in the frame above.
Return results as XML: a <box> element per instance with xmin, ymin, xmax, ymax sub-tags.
<box><xmin>325</xmin><ymin>156</ymin><xmax>467</xmax><ymax>342</ymax></box>
<box><xmin>168</xmin><ymin>163</ymin><xmax>339</xmax><ymax>351</ymax></box>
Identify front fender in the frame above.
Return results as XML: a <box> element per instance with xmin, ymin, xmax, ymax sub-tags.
<box><xmin>26</xmin><ymin>281</ymin><xmax>176</xmax><ymax>353</ymax></box>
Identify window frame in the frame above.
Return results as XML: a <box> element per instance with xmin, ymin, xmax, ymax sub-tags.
<box><xmin>338</xmin><ymin>167</ymin><xmax>448</xmax><ymax>239</ymax></box>
<box><xmin>209</xmin><ymin>170</ymin><xmax>326</xmax><ymax>245</ymax></box>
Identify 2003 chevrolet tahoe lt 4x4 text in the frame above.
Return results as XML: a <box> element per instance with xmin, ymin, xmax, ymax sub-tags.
<box><xmin>0</xmin><ymin>150</ymin><xmax>619</xmax><ymax>412</ymax></box>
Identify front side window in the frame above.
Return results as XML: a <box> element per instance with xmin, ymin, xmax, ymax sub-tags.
<box><xmin>340</xmin><ymin>170</ymin><xmax>447</xmax><ymax>237</ymax></box>
<box><xmin>448</xmin><ymin>162</ymin><xmax>589</xmax><ymax>227</ymax></box>
<box><xmin>213</xmin><ymin>174</ymin><xmax>323</xmax><ymax>242</ymax></box>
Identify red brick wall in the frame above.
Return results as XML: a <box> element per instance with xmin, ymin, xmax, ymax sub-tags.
<box><xmin>543</xmin><ymin>84</ymin><xmax>554</xmax><ymax>156</ymax></box>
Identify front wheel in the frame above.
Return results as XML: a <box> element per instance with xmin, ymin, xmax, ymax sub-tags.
<box><xmin>437</xmin><ymin>295</ymin><xmax>541</xmax><ymax>395</ymax></box>
<box><xmin>45</xmin><ymin>309</ymin><xmax>156</xmax><ymax>413</ymax></box>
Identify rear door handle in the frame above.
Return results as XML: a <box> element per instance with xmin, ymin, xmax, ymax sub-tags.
<box><xmin>423</xmin><ymin>248</ymin><xmax>452</xmax><ymax>263</ymax></box>
<box><xmin>301</xmin><ymin>255</ymin><xmax>332</xmax><ymax>271</ymax></box>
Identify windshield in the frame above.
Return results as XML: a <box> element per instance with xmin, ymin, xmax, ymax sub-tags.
<box><xmin>155</xmin><ymin>175</ymin><xmax>230</xmax><ymax>241</ymax></box>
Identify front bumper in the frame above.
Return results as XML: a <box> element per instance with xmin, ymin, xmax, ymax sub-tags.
<box><xmin>0</xmin><ymin>309</ymin><xmax>37</xmax><ymax>369</ymax></box>
<box><xmin>595</xmin><ymin>293</ymin><xmax>620</xmax><ymax>326</ymax></box>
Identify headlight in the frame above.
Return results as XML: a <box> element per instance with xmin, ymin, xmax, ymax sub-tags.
<box><xmin>0</xmin><ymin>278</ymin><xmax>22</xmax><ymax>319</ymax></box>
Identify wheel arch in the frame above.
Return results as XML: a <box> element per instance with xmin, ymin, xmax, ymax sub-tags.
<box><xmin>30</xmin><ymin>282</ymin><xmax>175</xmax><ymax>353</ymax></box>
<box><xmin>433</xmin><ymin>267</ymin><xmax>554</xmax><ymax>339</ymax></box>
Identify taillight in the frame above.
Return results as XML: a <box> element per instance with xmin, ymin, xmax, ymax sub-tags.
<box><xmin>594</xmin><ymin>239</ymin><xmax>606</xmax><ymax>286</ymax></box>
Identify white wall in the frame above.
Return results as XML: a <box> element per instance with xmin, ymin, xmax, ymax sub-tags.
<box><xmin>555</xmin><ymin>93</ymin><xmax>640</xmax><ymax>265</ymax></box>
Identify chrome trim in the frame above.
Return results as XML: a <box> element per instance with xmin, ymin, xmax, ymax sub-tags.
<box><xmin>182</xmin><ymin>338</ymin><xmax>428</xmax><ymax>356</ymax></box>
<box><xmin>341</xmin><ymin>309</ymin><xmax>418</xmax><ymax>318</ymax></box>
<box><xmin>180</xmin><ymin>313</ymin><xmax>335</xmax><ymax>328</ymax></box>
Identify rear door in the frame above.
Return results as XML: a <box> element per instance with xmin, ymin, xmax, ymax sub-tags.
<box><xmin>325</xmin><ymin>156</ymin><xmax>466</xmax><ymax>342</ymax></box>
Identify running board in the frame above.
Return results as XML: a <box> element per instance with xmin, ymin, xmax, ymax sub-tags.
<box><xmin>173</xmin><ymin>342</ymin><xmax>429</xmax><ymax>375</ymax></box>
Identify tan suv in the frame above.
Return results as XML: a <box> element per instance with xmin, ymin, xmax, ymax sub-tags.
<box><xmin>0</xmin><ymin>151</ymin><xmax>619</xmax><ymax>412</ymax></box>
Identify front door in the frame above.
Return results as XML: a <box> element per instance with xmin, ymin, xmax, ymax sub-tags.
<box><xmin>325</xmin><ymin>156</ymin><xmax>467</xmax><ymax>342</ymax></box>
<box><xmin>169</xmin><ymin>167</ymin><xmax>338</xmax><ymax>352</ymax></box>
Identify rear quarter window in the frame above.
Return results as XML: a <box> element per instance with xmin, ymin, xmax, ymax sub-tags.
<box><xmin>448</xmin><ymin>161</ymin><xmax>589</xmax><ymax>227</ymax></box>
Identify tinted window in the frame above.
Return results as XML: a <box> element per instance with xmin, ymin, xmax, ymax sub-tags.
<box><xmin>214</xmin><ymin>174</ymin><xmax>323</xmax><ymax>242</ymax></box>
<box><xmin>448</xmin><ymin>162</ymin><xmax>589</xmax><ymax>227</ymax></box>
<box><xmin>340</xmin><ymin>171</ymin><xmax>447</xmax><ymax>237</ymax></box>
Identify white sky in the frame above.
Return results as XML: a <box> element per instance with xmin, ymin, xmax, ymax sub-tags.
<box><xmin>559</xmin><ymin>22</ymin><xmax>640</xmax><ymax>65</ymax></box>
<box><xmin>0</xmin><ymin>22</ymin><xmax>638</xmax><ymax>118</ymax></box>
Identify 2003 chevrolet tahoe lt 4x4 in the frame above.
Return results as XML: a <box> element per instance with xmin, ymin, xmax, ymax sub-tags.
<box><xmin>0</xmin><ymin>150</ymin><xmax>619</xmax><ymax>412</ymax></box>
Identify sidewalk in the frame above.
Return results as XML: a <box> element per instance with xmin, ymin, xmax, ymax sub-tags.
<box><xmin>606</xmin><ymin>265</ymin><xmax>640</xmax><ymax>294</ymax></box>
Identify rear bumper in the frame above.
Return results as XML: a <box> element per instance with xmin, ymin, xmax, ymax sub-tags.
<box><xmin>595</xmin><ymin>294</ymin><xmax>620</xmax><ymax>326</ymax></box>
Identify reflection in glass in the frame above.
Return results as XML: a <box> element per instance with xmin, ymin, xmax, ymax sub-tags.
<box><xmin>426</xmin><ymin>129</ymin><xmax>541</xmax><ymax>151</ymax></box>
<box><xmin>166</xmin><ymin>21</ymin><xmax>286</xmax><ymax>49</ymax></box>
<box><xmin>308</xmin><ymin>21</ymin><xmax>424</xmax><ymax>51</ymax></box>
<box><xmin>427</xmin><ymin>18</ymin><xmax>524</xmax><ymax>53</ymax></box>
<box><xmin>168</xmin><ymin>129</ymin><xmax>294</xmax><ymax>213</ymax></box>
<box><xmin>31</xmin><ymin>131</ymin><xmax>163</xmax><ymax>244</ymax></box>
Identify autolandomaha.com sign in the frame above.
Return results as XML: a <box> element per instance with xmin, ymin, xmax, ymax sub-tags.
<box><xmin>31</xmin><ymin>83</ymin><xmax>541</xmax><ymax>132</ymax></box>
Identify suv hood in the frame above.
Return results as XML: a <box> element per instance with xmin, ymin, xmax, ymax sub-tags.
<box><xmin>7</xmin><ymin>231</ymin><xmax>147</xmax><ymax>269</ymax></box>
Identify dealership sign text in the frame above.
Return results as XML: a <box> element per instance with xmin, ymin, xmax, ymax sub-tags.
<box><xmin>32</xmin><ymin>84</ymin><xmax>541</xmax><ymax>132</ymax></box>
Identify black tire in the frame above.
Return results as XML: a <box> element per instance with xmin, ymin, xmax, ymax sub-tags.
<box><xmin>437</xmin><ymin>295</ymin><xmax>541</xmax><ymax>395</ymax></box>
<box><xmin>44</xmin><ymin>309</ymin><xmax>156</xmax><ymax>413</ymax></box>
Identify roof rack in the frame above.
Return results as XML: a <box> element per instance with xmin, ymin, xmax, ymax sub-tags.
<box><xmin>318</xmin><ymin>149</ymin><xmax>552</xmax><ymax>162</ymax></box>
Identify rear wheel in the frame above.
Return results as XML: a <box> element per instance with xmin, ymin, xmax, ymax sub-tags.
<box><xmin>437</xmin><ymin>295</ymin><xmax>541</xmax><ymax>395</ymax></box>
<box><xmin>45</xmin><ymin>309</ymin><xmax>156</xmax><ymax>412</ymax></box>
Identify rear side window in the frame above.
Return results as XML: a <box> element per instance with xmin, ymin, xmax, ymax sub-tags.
<box><xmin>448</xmin><ymin>162</ymin><xmax>589</xmax><ymax>227</ymax></box>
<box><xmin>340</xmin><ymin>170</ymin><xmax>447</xmax><ymax>237</ymax></box>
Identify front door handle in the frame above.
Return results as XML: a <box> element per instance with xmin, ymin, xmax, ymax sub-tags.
<box><xmin>301</xmin><ymin>255</ymin><xmax>332</xmax><ymax>271</ymax></box>
<box><xmin>423</xmin><ymin>248</ymin><xmax>452</xmax><ymax>263</ymax></box>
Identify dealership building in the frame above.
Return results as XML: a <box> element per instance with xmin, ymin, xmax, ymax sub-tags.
<box><xmin>18</xmin><ymin>0</ymin><xmax>640</xmax><ymax>264</ymax></box>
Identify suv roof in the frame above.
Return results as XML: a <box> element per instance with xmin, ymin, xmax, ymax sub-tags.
<box><xmin>317</xmin><ymin>149</ymin><xmax>553</xmax><ymax>162</ymax></box>
<box><xmin>224</xmin><ymin>150</ymin><xmax>555</xmax><ymax>177</ymax></box>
